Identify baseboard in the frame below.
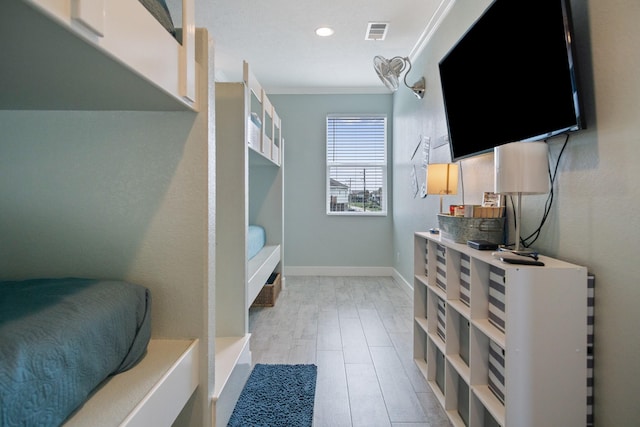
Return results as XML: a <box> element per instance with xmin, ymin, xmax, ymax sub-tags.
<box><xmin>283</xmin><ymin>266</ymin><xmax>394</xmax><ymax>277</ymax></box>
<box><xmin>392</xmin><ymin>268</ymin><xmax>413</xmax><ymax>297</ymax></box>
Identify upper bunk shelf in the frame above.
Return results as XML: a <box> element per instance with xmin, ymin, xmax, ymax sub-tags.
<box><xmin>1</xmin><ymin>0</ymin><xmax>197</xmax><ymax>111</ymax></box>
<box><xmin>243</xmin><ymin>62</ymin><xmax>282</xmax><ymax>167</ymax></box>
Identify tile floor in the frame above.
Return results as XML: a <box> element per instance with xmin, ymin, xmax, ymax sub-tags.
<box><xmin>249</xmin><ymin>276</ymin><xmax>452</xmax><ymax>427</ymax></box>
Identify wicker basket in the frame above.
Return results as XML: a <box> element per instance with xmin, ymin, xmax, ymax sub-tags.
<box><xmin>251</xmin><ymin>273</ymin><xmax>281</xmax><ymax>308</ymax></box>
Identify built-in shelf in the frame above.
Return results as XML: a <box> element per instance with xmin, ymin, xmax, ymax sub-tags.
<box><xmin>214</xmin><ymin>61</ymin><xmax>284</xmax><ymax>425</ymax></box>
<box><xmin>414</xmin><ymin>232</ymin><xmax>589</xmax><ymax>426</ymax></box>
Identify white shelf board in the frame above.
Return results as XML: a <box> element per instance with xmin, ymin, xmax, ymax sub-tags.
<box><xmin>446</xmin><ymin>410</ymin><xmax>467</xmax><ymax>427</ymax></box>
<box><xmin>414</xmin><ymin>358</ymin><xmax>429</xmax><ymax>379</ymax></box>
<box><xmin>65</xmin><ymin>339</ymin><xmax>199</xmax><ymax>427</ymax></box>
<box><xmin>472</xmin><ymin>385</ymin><xmax>506</xmax><ymax>426</ymax></box>
<box><xmin>447</xmin><ymin>299</ymin><xmax>470</xmax><ymax>320</ymax></box>
<box><xmin>427</xmin><ymin>330</ymin><xmax>447</xmax><ymax>355</ymax></box>
<box><xmin>427</xmin><ymin>380</ymin><xmax>446</xmax><ymax>407</ymax></box>
<box><xmin>247</xmin><ymin>244</ymin><xmax>280</xmax><ymax>307</ymax></box>
<box><xmin>415</xmin><ymin>316</ymin><xmax>429</xmax><ymax>335</ymax></box>
<box><xmin>213</xmin><ymin>335</ymin><xmax>251</xmax><ymax>400</ymax></box>
<box><xmin>414</xmin><ymin>274</ymin><xmax>429</xmax><ymax>288</ymax></box>
<box><xmin>472</xmin><ymin>318</ymin><xmax>506</xmax><ymax>349</ymax></box>
<box><xmin>428</xmin><ymin>283</ymin><xmax>447</xmax><ymax>301</ymax></box>
<box><xmin>448</xmin><ymin>354</ymin><xmax>471</xmax><ymax>385</ymax></box>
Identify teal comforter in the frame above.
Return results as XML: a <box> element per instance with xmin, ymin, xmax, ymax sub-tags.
<box><xmin>0</xmin><ymin>278</ymin><xmax>151</xmax><ymax>426</ymax></box>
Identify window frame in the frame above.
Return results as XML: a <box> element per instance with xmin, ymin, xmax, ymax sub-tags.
<box><xmin>325</xmin><ymin>114</ymin><xmax>388</xmax><ymax>217</ymax></box>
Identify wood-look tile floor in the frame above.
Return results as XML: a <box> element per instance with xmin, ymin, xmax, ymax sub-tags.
<box><xmin>249</xmin><ymin>276</ymin><xmax>452</xmax><ymax>427</ymax></box>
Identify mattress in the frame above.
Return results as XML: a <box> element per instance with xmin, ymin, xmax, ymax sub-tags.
<box><xmin>248</xmin><ymin>225</ymin><xmax>266</xmax><ymax>260</ymax></box>
<box><xmin>0</xmin><ymin>278</ymin><xmax>152</xmax><ymax>427</ymax></box>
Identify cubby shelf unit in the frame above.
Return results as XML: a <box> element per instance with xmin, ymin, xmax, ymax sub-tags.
<box><xmin>413</xmin><ymin>232</ymin><xmax>589</xmax><ymax>427</ymax></box>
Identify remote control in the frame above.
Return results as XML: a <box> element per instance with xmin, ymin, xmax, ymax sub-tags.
<box><xmin>500</xmin><ymin>257</ymin><xmax>545</xmax><ymax>266</ymax></box>
<box><xmin>493</xmin><ymin>251</ymin><xmax>539</xmax><ymax>261</ymax></box>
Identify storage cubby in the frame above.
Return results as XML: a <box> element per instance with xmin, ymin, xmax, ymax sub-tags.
<box><xmin>414</xmin><ymin>232</ymin><xmax>590</xmax><ymax>426</ymax></box>
<box><xmin>445</xmin><ymin>362</ymin><xmax>469</xmax><ymax>427</ymax></box>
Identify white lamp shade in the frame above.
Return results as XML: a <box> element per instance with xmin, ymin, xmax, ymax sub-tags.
<box><xmin>494</xmin><ymin>141</ymin><xmax>549</xmax><ymax>195</ymax></box>
<box><xmin>427</xmin><ymin>163</ymin><xmax>459</xmax><ymax>195</ymax></box>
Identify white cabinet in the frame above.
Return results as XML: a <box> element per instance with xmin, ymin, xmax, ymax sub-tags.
<box><xmin>414</xmin><ymin>232</ymin><xmax>588</xmax><ymax>427</ymax></box>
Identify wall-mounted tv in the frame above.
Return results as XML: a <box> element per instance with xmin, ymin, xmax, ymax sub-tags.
<box><xmin>439</xmin><ymin>0</ymin><xmax>584</xmax><ymax>161</ymax></box>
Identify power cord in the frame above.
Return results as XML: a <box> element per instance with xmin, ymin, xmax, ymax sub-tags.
<box><xmin>509</xmin><ymin>134</ymin><xmax>570</xmax><ymax>249</ymax></box>
<box><xmin>459</xmin><ymin>160</ymin><xmax>465</xmax><ymax>205</ymax></box>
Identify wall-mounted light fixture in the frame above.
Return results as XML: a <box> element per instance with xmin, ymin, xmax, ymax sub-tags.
<box><xmin>373</xmin><ymin>56</ymin><xmax>425</xmax><ymax>99</ymax></box>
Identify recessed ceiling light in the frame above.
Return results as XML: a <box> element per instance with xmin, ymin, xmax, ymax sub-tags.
<box><xmin>315</xmin><ymin>27</ymin><xmax>335</xmax><ymax>37</ymax></box>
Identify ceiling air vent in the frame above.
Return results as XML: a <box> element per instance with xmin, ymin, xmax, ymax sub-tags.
<box><xmin>365</xmin><ymin>22</ymin><xmax>388</xmax><ymax>41</ymax></box>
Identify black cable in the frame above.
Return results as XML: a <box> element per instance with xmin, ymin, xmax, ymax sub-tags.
<box><xmin>521</xmin><ymin>134</ymin><xmax>570</xmax><ymax>248</ymax></box>
<box><xmin>459</xmin><ymin>161</ymin><xmax>465</xmax><ymax>205</ymax></box>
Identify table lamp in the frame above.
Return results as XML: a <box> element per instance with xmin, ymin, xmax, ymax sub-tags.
<box><xmin>427</xmin><ymin>163</ymin><xmax>459</xmax><ymax>213</ymax></box>
<box><xmin>494</xmin><ymin>141</ymin><xmax>549</xmax><ymax>252</ymax></box>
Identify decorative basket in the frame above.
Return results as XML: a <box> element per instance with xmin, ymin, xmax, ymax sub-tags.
<box><xmin>437</xmin><ymin>214</ymin><xmax>505</xmax><ymax>244</ymax></box>
<box><xmin>251</xmin><ymin>273</ymin><xmax>281</xmax><ymax>308</ymax></box>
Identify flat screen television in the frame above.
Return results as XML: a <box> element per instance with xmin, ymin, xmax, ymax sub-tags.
<box><xmin>439</xmin><ymin>0</ymin><xmax>584</xmax><ymax>161</ymax></box>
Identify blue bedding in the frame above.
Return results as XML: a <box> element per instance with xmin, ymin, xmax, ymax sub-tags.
<box><xmin>0</xmin><ymin>278</ymin><xmax>151</xmax><ymax>427</ymax></box>
<box><xmin>248</xmin><ymin>225</ymin><xmax>266</xmax><ymax>260</ymax></box>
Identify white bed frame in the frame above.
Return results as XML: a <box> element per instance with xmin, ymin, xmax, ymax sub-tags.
<box><xmin>244</xmin><ymin>62</ymin><xmax>284</xmax><ymax>309</ymax></box>
<box><xmin>2</xmin><ymin>1</ymin><xmax>208</xmax><ymax>426</ymax></box>
<box><xmin>2</xmin><ymin>0</ymin><xmax>197</xmax><ymax>111</ymax></box>
<box><xmin>65</xmin><ymin>339</ymin><xmax>199</xmax><ymax>427</ymax></box>
<box><xmin>213</xmin><ymin>62</ymin><xmax>284</xmax><ymax>426</ymax></box>
<box><xmin>247</xmin><ymin>244</ymin><xmax>281</xmax><ymax>308</ymax></box>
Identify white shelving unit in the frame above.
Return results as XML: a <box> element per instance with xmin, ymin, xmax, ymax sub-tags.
<box><xmin>213</xmin><ymin>62</ymin><xmax>284</xmax><ymax>426</ymax></box>
<box><xmin>414</xmin><ymin>232</ymin><xmax>588</xmax><ymax>427</ymax></box>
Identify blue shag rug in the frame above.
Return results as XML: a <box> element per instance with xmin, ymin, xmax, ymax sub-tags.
<box><xmin>228</xmin><ymin>363</ymin><xmax>317</xmax><ymax>427</ymax></box>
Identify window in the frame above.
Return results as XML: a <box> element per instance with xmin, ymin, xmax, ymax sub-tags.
<box><xmin>326</xmin><ymin>115</ymin><xmax>387</xmax><ymax>215</ymax></box>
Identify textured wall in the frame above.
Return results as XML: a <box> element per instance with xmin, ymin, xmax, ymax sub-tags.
<box><xmin>270</xmin><ymin>94</ymin><xmax>394</xmax><ymax>269</ymax></box>
<box><xmin>391</xmin><ymin>0</ymin><xmax>640</xmax><ymax>424</ymax></box>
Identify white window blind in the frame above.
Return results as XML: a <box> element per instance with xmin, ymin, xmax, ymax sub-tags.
<box><xmin>326</xmin><ymin>115</ymin><xmax>387</xmax><ymax>215</ymax></box>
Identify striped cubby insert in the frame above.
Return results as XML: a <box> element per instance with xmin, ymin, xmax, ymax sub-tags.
<box><xmin>488</xmin><ymin>265</ymin><xmax>506</xmax><ymax>332</ymax></box>
<box><xmin>436</xmin><ymin>244</ymin><xmax>447</xmax><ymax>291</ymax></box>
<box><xmin>460</xmin><ymin>253</ymin><xmax>471</xmax><ymax>306</ymax></box>
<box><xmin>437</xmin><ymin>297</ymin><xmax>446</xmax><ymax>342</ymax></box>
<box><xmin>424</xmin><ymin>241</ymin><xmax>429</xmax><ymax>276</ymax></box>
<box><xmin>488</xmin><ymin>339</ymin><xmax>506</xmax><ymax>404</ymax></box>
<box><xmin>587</xmin><ymin>274</ymin><xmax>595</xmax><ymax>427</ymax></box>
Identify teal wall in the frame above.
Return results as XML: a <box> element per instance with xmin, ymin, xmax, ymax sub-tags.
<box><xmin>391</xmin><ymin>0</ymin><xmax>640</xmax><ymax>424</ymax></box>
<box><xmin>270</xmin><ymin>94</ymin><xmax>394</xmax><ymax>269</ymax></box>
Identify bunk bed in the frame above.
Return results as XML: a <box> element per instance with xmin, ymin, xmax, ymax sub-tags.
<box><xmin>1</xmin><ymin>0</ymin><xmax>206</xmax><ymax>425</ymax></box>
<box><xmin>214</xmin><ymin>62</ymin><xmax>284</xmax><ymax>426</ymax></box>
<box><xmin>0</xmin><ymin>278</ymin><xmax>195</xmax><ymax>427</ymax></box>
<box><xmin>2</xmin><ymin>0</ymin><xmax>197</xmax><ymax>111</ymax></box>
<box><xmin>244</xmin><ymin>62</ymin><xmax>284</xmax><ymax>309</ymax></box>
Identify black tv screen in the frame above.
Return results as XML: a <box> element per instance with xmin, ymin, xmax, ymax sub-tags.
<box><xmin>439</xmin><ymin>0</ymin><xmax>584</xmax><ymax>161</ymax></box>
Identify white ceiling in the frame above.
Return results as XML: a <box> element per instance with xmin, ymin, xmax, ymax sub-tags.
<box><xmin>206</xmin><ymin>0</ymin><xmax>449</xmax><ymax>94</ymax></box>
